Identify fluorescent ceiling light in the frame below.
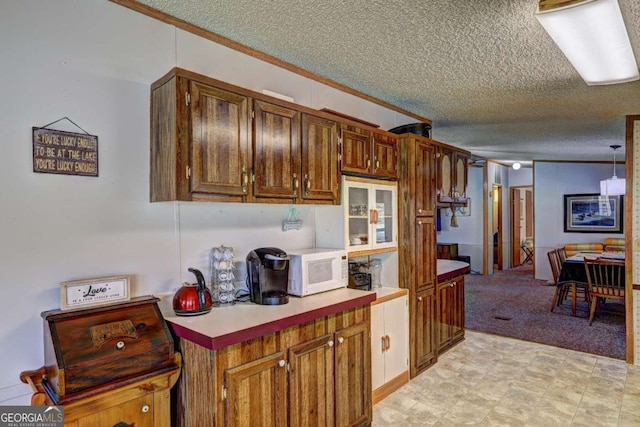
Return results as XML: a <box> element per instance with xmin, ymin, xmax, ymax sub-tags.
<box><xmin>536</xmin><ymin>0</ymin><xmax>639</xmax><ymax>85</ymax></box>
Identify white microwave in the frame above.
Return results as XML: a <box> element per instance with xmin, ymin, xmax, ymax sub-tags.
<box><xmin>287</xmin><ymin>248</ymin><xmax>348</xmax><ymax>297</ymax></box>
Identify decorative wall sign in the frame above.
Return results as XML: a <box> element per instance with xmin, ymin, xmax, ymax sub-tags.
<box><xmin>60</xmin><ymin>275</ymin><xmax>131</xmax><ymax>310</ymax></box>
<box><xmin>32</xmin><ymin>119</ymin><xmax>98</xmax><ymax>177</ymax></box>
<box><xmin>563</xmin><ymin>193</ymin><xmax>623</xmax><ymax>233</ymax></box>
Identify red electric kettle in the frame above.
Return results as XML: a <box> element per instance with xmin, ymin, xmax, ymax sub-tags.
<box><xmin>172</xmin><ymin>268</ymin><xmax>213</xmax><ymax>316</ymax></box>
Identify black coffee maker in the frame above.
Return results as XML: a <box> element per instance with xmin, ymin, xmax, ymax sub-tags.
<box><xmin>246</xmin><ymin>247</ymin><xmax>290</xmax><ymax>305</ymax></box>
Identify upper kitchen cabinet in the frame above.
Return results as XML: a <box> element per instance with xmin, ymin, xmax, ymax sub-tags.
<box><xmin>300</xmin><ymin>114</ymin><xmax>340</xmax><ymax>203</ymax></box>
<box><xmin>344</xmin><ymin>177</ymin><xmax>397</xmax><ymax>255</ymax></box>
<box><xmin>150</xmin><ymin>68</ymin><xmax>340</xmax><ymax>205</ymax></box>
<box><xmin>252</xmin><ymin>100</ymin><xmax>300</xmax><ymax>201</ymax></box>
<box><xmin>340</xmin><ymin>124</ymin><xmax>398</xmax><ymax>180</ymax></box>
<box><xmin>436</xmin><ymin>145</ymin><xmax>469</xmax><ymax>205</ymax></box>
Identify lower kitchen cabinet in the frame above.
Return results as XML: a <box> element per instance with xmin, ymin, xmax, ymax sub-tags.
<box><xmin>437</xmin><ymin>275</ymin><xmax>465</xmax><ymax>354</ymax></box>
<box><xmin>176</xmin><ymin>304</ymin><xmax>371</xmax><ymax>427</ymax></box>
<box><xmin>370</xmin><ymin>293</ymin><xmax>409</xmax><ymax>404</ymax></box>
<box><xmin>414</xmin><ymin>286</ymin><xmax>437</xmax><ymax>376</ymax></box>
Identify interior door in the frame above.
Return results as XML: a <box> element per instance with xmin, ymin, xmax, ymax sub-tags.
<box><xmin>511</xmin><ymin>188</ymin><xmax>522</xmax><ymax>266</ymax></box>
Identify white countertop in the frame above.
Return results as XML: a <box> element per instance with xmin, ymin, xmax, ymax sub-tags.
<box><xmin>164</xmin><ymin>287</ymin><xmax>376</xmax><ymax>350</ymax></box>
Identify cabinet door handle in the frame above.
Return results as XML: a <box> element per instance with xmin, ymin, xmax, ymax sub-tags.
<box><xmin>374</xmin><ymin>157</ymin><xmax>380</xmax><ymax>171</ymax></box>
<box><xmin>304</xmin><ymin>176</ymin><xmax>311</xmax><ymax>195</ymax></box>
<box><xmin>278</xmin><ymin>360</ymin><xmax>286</xmax><ymax>368</ymax></box>
<box><xmin>418</xmin><ymin>220</ymin><xmax>422</xmax><ymax>225</ymax></box>
<box><xmin>141</xmin><ymin>405</ymin><xmax>150</xmax><ymax>413</ymax></box>
<box><xmin>366</xmin><ymin>157</ymin><xmax>371</xmax><ymax>168</ymax></box>
<box><xmin>327</xmin><ymin>340</ymin><xmax>334</xmax><ymax>347</ymax></box>
<box><xmin>293</xmin><ymin>174</ymin><xmax>299</xmax><ymax>192</ymax></box>
<box><xmin>385</xmin><ymin>335</ymin><xmax>391</xmax><ymax>351</ymax></box>
<box><xmin>338</xmin><ymin>337</ymin><xmax>344</xmax><ymax>344</ymax></box>
<box><xmin>381</xmin><ymin>336</ymin><xmax>386</xmax><ymax>352</ymax></box>
<box><xmin>450</xmin><ymin>282</ymin><xmax>454</xmax><ymax>288</ymax></box>
<box><xmin>241</xmin><ymin>168</ymin><xmax>248</xmax><ymax>194</ymax></box>
<box><xmin>418</xmin><ymin>296</ymin><xmax>423</xmax><ymax>301</ymax></box>
<box><xmin>418</xmin><ymin>209</ymin><xmax>423</xmax><ymax>214</ymax></box>
<box><xmin>113</xmin><ymin>423</ymin><xmax>134</xmax><ymax>427</ymax></box>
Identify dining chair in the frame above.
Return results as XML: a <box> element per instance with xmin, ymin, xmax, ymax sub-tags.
<box><xmin>583</xmin><ymin>258</ymin><xmax>625</xmax><ymax>326</ymax></box>
<box><xmin>557</xmin><ymin>247</ymin><xmax>567</xmax><ymax>263</ymax></box>
<box><xmin>549</xmin><ymin>249</ymin><xmax>589</xmax><ymax>315</ymax></box>
<box><xmin>548</xmin><ymin>249</ymin><xmax>566</xmax><ymax>311</ymax></box>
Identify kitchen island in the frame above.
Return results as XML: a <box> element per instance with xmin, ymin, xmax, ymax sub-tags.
<box><xmin>164</xmin><ymin>288</ymin><xmax>375</xmax><ymax>427</ymax></box>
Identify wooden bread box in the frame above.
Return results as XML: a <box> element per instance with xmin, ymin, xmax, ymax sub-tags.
<box><xmin>21</xmin><ymin>296</ymin><xmax>181</xmax><ymax>427</ymax></box>
<box><xmin>39</xmin><ymin>296</ymin><xmax>176</xmax><ymax>403</ymax></box>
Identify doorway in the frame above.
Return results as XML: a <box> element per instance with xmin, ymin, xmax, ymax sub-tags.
<box><xmin>492</xmin><ymin>184</ymin><xmax>502</xmax><ymax>271</ymax></box>
<box><xmin>510</xmin><ymin>186</ymin><xmax>533</xmax><ymax>267</ymax></box>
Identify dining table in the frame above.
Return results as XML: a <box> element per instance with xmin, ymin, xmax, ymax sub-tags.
<box><xmin>558</xmin><ymin>252</ymin><xmax>626</xmax><ymax>316</ymax></box>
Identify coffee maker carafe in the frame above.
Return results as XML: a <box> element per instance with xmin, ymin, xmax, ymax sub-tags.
<box><xmin>246</xmin><ymin>247</ymin><xmax>290</xmax><ymax>305</ymax></box>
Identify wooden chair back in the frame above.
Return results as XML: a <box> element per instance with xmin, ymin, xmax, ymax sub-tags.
<box><xmin>547</xmin><ymin>249</ymin><xmax>561</xmax><ymax>285</ymax></box>
<box><xmin>583</xmin><ymin>259</ymin><xmax>625</xmax><ymax>300</ymax></box>
<box><xmin>557</xmin><ymin>247</ymin><xmax>567</xmax><ymax>263</ymax></box>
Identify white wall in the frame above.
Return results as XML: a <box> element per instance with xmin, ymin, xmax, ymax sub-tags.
<box><xmin>0</xmin><ymin>0</ymin><xmax>410</xmax><ymax>403</ymax></box>
<box><xmin>534</xmin><ymin>162</ymin><xmax>626</xmax><ymax>281</ymax></box>
<box><xmin>509</xmin><ymin>167</ymin><xmax>533</xmax><ymax>187</ymax></box>
<box><xmin>437</xmin><ymin>167</ymin><xmax>484</xmax><ymax>273</ymax></box>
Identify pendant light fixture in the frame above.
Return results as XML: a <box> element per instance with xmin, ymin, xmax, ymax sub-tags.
<box><xmin>600</xmin><ymin>144</ymin><xmax>625</xmax><ymax>196</ymax></box>
<box><xmin>535</xmin><ymin>0</ymin><xmax>639</xmax><ymax>85</ymax></box>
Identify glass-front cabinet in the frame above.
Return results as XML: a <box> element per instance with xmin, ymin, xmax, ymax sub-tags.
<box><xmin>344</xmin><ymin>177</ymin><xmax>397</xmax><ymax>253</ymax></box>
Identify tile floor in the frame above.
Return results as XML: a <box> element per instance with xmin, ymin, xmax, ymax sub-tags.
<box><xmin>373</xmin><ymin>331</ymin><xmax>640</xmax><ymax>426</ymax></box>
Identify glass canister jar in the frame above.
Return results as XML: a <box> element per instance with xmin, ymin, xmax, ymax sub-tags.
<box><xmin>367</xmin><ymin>259</ymin><xmax>382</xmax><ymax>288</ymax></box>
<box><xmin>210</xmin><ymin>245</ymin><xmax>236</xmax><ymax>305</ymax></box>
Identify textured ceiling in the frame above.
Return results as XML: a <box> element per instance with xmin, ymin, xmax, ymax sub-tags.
<box><xmin>134</xmin><ymin>0</ymin><xmax>640</xmax><ymax>164</ymax></box>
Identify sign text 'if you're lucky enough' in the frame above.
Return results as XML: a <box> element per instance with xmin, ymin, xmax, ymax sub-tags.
<box><xmin>32</xmin><ymin>127</ymin><xmax>98</xmax><ymax>177</ymax></box>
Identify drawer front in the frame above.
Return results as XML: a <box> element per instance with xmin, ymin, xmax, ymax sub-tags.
<box><xmin>53</xmin><ymin>304</ymin><xmax>173</xmax><ymax>394</ymax></box>
<box><xmin>76</xmin><ymin>394</ymin><xmax>154</xmax><ymax>427</ymax></box>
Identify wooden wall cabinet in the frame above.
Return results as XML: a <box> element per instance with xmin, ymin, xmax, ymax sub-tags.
<box><xmin>437</xmin><ymin>276</ymin><xmax>465</xmax><ymax>354</ymax></box>
<box><xmin>176</xmin><ymin>305</ymin><xmax>371</xmax><ymax>427</ymax></box>
<box><xmin>436</xmin><ymin>146</ymin><xmax>469</xmax><ymax>204</ymax></box>
<box><xmin>371</xmin><ymin>293</ymin><xmax>409</xmax><ymax>404</ymax></box>
<box><xmin>150</xmin><ymin>68</ymin><xmax>340</xmax><ymax>205</ymax></box>
<box><xmin>340</xmin><ymin>125</ymin><xmax>398</xmax><ymax>180</ymax></box>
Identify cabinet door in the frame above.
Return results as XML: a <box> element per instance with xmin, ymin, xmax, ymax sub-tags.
<box><xmin>415</xmin><ymin>141</ymin><xmax>436</xmax><ymax>216</ymax></box>
<box><xmin>383</xmin><ymin>295</ymin><xmax>409</xmax><ymax>383</ymax></box>
<box><xmin>345</xmin><ymin>180</ymin><xmax>371</xmax><ymax>251</ymax></box>
<box><xmin>415</xmin><ymin>217</ymin><xmax>436</xmax><ymax>291</ymax></box>
<box><xmin>372</xmin><ymin>133</ymin><xmax>397</xmax><ymax>179</ymax></box>
<box><xmin>224</xmin><ymin>351</ymin><xmax>287</xmax><ymax>427</ymax></box>
<box><xmin>77</xmin><ymin>394</ymin><xmax>154</xmax><ymax>427</ymax></box>
<box><xmin>415</xmin><ymin>287</ymin><xmax>437</xmax><ymax>370</ymax></box>
<box><xmin>370</xmin><ymin>303</ymin><xmax>386</xmax><ymax>391</ymax></box>
<box><xmin>454</xmin><ymin>153</ymin><xmax>468</xmax><ymax>201</ymax></box>
<box><xmin>190</xmin><ymin>81</ymin><xmax>250</xmax><ymax>197</ymax></box>
<box><xmin>301</xmin><ymin>114</ymin><xmax>339</xmax><ymax>203</ymax></box>
<box><xmin>372</xmin><ymin>184</ymin><xmax>397</xmax><ymax>250</ymax></box>
<box><xmin>253</xmin><ymin>100</ymin><xmax>300</xmax><ymax>200</ymax></box>
<box><xmin>437</xmin><ymin>149</ymin><xmax>453</xmax><ymax>203</ymax></box>
<box><xmin>451</xmin><ymin>277</ymin><xmax>465</xmax><ymax>341</ymax></box>
<box><xmin>335</xmin><ymin>322</ymin><xmax>371</xmax><ymax>427</ymax></box>
<box><xmin>288</xmin><ymin>334</ymin><xmax>335</xmax><ymax>427</ymax></box>
<box><xmin>437</xmin><ymin>281</ymin><xmax>453</xmax><ymax>350</ymax></box>
<box><xmin>341</xmin><ymin>129</ymin><xmax>371</xmax><ymax>175</ymax></box>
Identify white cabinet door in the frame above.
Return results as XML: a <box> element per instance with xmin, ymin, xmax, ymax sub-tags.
<box><xmin>370</xmin><ymin>303</ymin><xmax>386</xmax><ymax>391</ymax></box>
<box><xmin>371</xmin><ymin>294</ymin><xmax>409</xmax><ymax>393</ymax></box>
<box><xmin>383</xmin><ymin>295</ymin><xmax>409</xmax><ymax>382</ymax></box>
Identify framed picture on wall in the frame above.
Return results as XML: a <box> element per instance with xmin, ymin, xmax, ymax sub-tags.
<box><xmin>563</xmin><ymin>194</ymin><xmax>623</xmax><ymax>233</ymax></box>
